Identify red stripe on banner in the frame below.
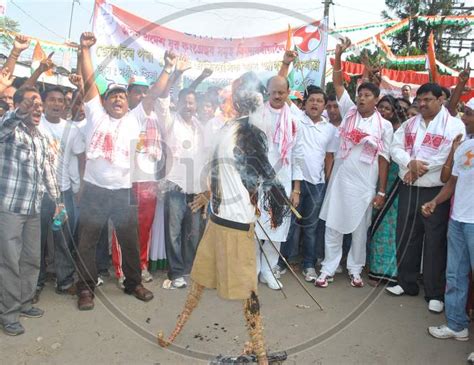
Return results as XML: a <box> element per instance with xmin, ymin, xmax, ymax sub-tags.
<box><xmin>331</xmin><ymin>59</ymin><xmax>474</xmax><ymax>89</ymax></box>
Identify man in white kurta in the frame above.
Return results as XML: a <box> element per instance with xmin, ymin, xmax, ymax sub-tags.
<box><xmin>318</xmin><ymin>86</ymin><xmax>393</xmax><ymax>288</ymax></box>
<box><xmin>254</xmin><ymin>76</ymin><xmax>304</xmax><ymax>290</ymax></box>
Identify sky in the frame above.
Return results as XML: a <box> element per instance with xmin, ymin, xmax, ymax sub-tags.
<box><xmin>5</xmin><ymin>0</ymin><xmax>390</xmax><ymax>43</ymax></box>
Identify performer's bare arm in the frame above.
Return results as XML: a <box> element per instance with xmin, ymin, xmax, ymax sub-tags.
<box><xmin>333</xmin><ymin>37</ymin><xmax>351</xmax><ymax>100</ymax></box>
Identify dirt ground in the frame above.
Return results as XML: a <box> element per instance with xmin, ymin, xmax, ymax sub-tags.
<box><xmin>0</xmin><ymin>269</ymin><xmax>471</xmax><ymax>365</ymax></box>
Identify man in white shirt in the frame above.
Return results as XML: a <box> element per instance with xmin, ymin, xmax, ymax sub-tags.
<box><xmin>109</xmin><ymin>75</ymin><xmax>162</xmax><ymax>284</ymax></box>
<box><xmin>387</xmin><ymin>83</ymin><xmax>466</xmax><ymax>314</ymax></box>
<box><xmin>35</xmin><ymin>87</ymin><xmax>85</xmax><ymax>301</ymax></box>
<box><xmin>425</xmin><ymin>97</ymin><xmax>474</xmax><ymax>341</ymax></box>
<box><xmin>155</xmin><ymin>86</ymin><xmax>208</xmax><ymax>289</ymax></box>
<box><xmin>74</xmin><ymin>32</ymin><xmax>172</xmax><ymax>310</ymax></box>
<box><xmin>316</xmin><ymin>37</ymin><xmax>393</xmax><ymax>289</ymax></box>
<box><xmin>254</xmin><ymin>75</ymin><xmax>304</xmax><ymax>290</ymax></box>
<box><xmin>276</xmin><ymin>86</ymin><xmax>338</xmax><ymax>283</ymax></box>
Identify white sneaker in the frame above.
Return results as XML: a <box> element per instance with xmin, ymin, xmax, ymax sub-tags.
<box><xmin>314</xmin><ymin>273</ymin><xmax>334</xmax><ymax>288</ymax></box>
<box><xmin>335</xmin><ymin>265</ymin><xmax>343</xmax><ymax>274</ymax></box>
<box><xmin>428</xmin><ymin>324</ymin><xmax>468</xmax><ymax>341</ymax></box>
<box><xmin>385</xmin><ymin>285</ymin><xmax>404</xmax><ymax>296</ymax></box>
<box><xmin>468</xmin><ymin>352</ymin><xmax>474</xmax><ymax>364</ymax></box>
<box><xmin>141</xmin><ymin>269</ymin><xmax>153</xmax><ymax>283</ymax></box>
<box><xmin>117</xmin><ymin>276</ymin><xmax>125</xmax><ymax>290</ymax></box>
<box><xmin>259</xmin><ymin>272</ymin><xmax>283</xmax><ymax>290</ymax></box>
<box><xmin>302</xmin><ymin>268</ymin><xmax>318</xmax><ymax>282</ymax></box>
<box><xmin>96</xmin><ymin>277</ymin><xmax>104</xmax><ymax>287</ymax></box>
<box><xmin>428</xmin><ymin>300</ymin><xmax>444</xmax><ymax>313</ymax></box>
<box><xmin>272</xmin><ymin>265</ymin><xmax>286</xmax><ymax>279</ymax></box>
<box><xmin>172</xmin><ymin>277</ymin><xmax>187</xmax><ymax>289</ymax></box>
<box><xmin>350</xmin><ymin>274</ymin><xmax>364</xmax><ymax>288</ymax></box>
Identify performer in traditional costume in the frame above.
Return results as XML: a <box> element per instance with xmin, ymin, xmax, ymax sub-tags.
<box><xmin>158</xmin><ymin>72</ymin><xmax>289</xmax><ymax>365</ymax></box>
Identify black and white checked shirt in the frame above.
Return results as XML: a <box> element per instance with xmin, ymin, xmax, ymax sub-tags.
<box><xmin>0</xmin><ymin>111</ymin><xmax>61</xmax><ymax>215</ymax></box>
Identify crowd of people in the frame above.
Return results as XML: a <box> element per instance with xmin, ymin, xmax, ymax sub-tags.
<box><xmin>0</xmin><ymin>29</ymin><xmax>473</xmax><ymax>362</ymax></box>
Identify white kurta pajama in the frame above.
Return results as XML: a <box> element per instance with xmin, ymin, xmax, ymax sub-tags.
<box><xmin>319</xmin><ymin>90</ymin><xmax>393</xmax><ymax>276</ymax></box>
<box><xmin>254</xmin><ymin>102</ymin><xmax>304</xmax><ymax>278</ymax></box>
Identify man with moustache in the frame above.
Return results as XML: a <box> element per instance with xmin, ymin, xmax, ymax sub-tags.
<box><xmin>0</xmin><ymin>87</ymin><xmax>61</xmax><ymax>335</ymax></box>
<box><xmin>74</xmin><ymin>32</ymin><xmax>172</xmax><ymax>310</ymax></box>
<box><xmin>388</xmin><ymin>83</ymin><xmax>466</xmax><ymax>314</ymax></box>
<box><xmin>253</xmin><ymin>58</ymin><xmax>304</xmax><ymax>290</ymax></box>
<box><xmin>109</xmin><ymin>75</ymin><xmax>162</xmax><ymax>284</ymax></box>
<box><xmin>155</xmin><ymin>79</ymin><xmax>210</xmax><ymax>289</ymax></box>
<box><xmin>316</xmin><ymin>38</ymin><xmax>393</xmax><ymax>288</ymax></box>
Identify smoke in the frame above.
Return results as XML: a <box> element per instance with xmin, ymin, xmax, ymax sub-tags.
<box><xmin>232</xmin><ymin>72</ymin><xmax>266</xmax><ymax>116</ymax></box>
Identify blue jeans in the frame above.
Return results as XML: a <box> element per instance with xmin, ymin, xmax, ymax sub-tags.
<box><xmin>164</xmin><ymin>190</ymin><xmax>205</xmax><ymax>280</ymax></box>
<box><xmin>279</xmin><ymin>181</ymin><xmax>326</xmax><ymax>270</ymax></box>
<box><xmin>445</xmin><ymin>219</ymin><xmax>474</xmax><ymax>332</ymax></box>
<box><xmin>38</xmin><ymin>189</ymin><xmax>76</xmax><ymax>290</ymax></box>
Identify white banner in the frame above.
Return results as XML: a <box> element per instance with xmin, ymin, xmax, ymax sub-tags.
<box><xmin>92</xmin><ymin>0</ymin><xmax>328</xmax><ymax>90</ymax></box>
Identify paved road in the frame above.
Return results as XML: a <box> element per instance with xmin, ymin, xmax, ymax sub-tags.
<box><xmin>1</xmin><ymin>270</ymin><xmax>471</xmax><ymax>364</ymax></box>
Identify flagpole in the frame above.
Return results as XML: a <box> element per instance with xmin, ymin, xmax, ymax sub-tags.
<box><xmin>320</xmin><ymin>0</ymin><xmax>332</xmax><ymax>89</ymax></box>
<box><xmin>67</xmin><ymin>0</ymin><xmax>78</xmax><ymax>41</ymax></box>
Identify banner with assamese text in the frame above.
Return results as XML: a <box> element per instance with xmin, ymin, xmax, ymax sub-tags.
<box><xmin>92</xmin><ymin>0</ymin><xmax>328</xmax><ymax>90</ymax></box>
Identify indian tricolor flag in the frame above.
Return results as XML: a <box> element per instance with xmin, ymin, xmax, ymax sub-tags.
<box><xmin>426</xmin><ymin>31</ymin><xmax>439</xmax><ymax>83</ymax></box>
<box><xmin>31</xmin><ymin>41</ymin><xmax>54</xmax><ymax>77</ymax></box>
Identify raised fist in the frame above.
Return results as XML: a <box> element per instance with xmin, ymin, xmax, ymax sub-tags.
<box><xmin>283</xmin><ymin>50</ymin><xmax>297</xmax><ymax>65</ymax></box>
<box><xmin>13</xmin><ymin>35</ymin><xmax>30</xmax><ymax>52</ymax></box>
<box><xmin>164</xmin><ymin>50</ymin><xmax>177</xmax><ymax>69</ymax></box>
<box><xmin>335</xmin><ymin>37</ymin><xmax>351</xmax><ymax>56</ymax></box>
<box><xmin>80</xmin><ymin>32</ymin><xmax>97</xmax><ymax>48</ymax></box>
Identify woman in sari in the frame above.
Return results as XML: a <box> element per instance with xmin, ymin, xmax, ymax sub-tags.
<box><xmin>368</xmin><ymin>95</ymin><xmax>407</xmax><ymax>285</ymax></box>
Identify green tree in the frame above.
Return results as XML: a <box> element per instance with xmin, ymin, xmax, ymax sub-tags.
<box><xmin>1</xmin><ymin>16</ymin><xmax>21</xmax><ymax>48</ymax></box>
<box><xmin>381</xmin><ymin>0</ymin><xmax>471</xmax><ymax>67</ymax></box>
